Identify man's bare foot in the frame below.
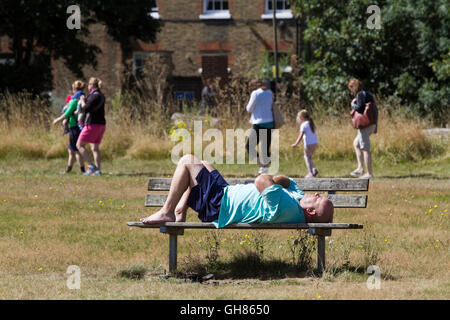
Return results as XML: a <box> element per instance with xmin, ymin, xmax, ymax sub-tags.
<box><xmin>174</xmin><ymin>205</ymin><xmax>187</xmax><ymax>222</ymax></box>
<box><xmin>175</xmin><ymin>211</ymin><xmax>187</xmax><ymax>223</ymax></box>
<box><xmin>140</xmin><ymin>210</ymin><xmax>176</xmax><ymax>224</ymax></box>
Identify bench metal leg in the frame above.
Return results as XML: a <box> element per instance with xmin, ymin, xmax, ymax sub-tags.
<box><xmin>317</xmin><ymin>234</ymin><xmax>325</xmax><ymax>274</ymax></box>
<box><xmin>308</xmin><ymin>227</ymin><xmax>330</xmax><ymax>276</ymax></box>
<box><xmin>169</xmin><ymin>233</ymin><xmax>178</xmax><ymax>273</ymax></box>
<box><xmin>161</xmin><ymin>226</ymin><xmax>184</xmax><ymax>273</ymax></box>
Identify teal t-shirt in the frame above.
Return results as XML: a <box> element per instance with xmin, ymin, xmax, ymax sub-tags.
<box><xmin>213</xmin><ymin>178</ymin><xmax>305</xmax><ymax>228</ymax></box>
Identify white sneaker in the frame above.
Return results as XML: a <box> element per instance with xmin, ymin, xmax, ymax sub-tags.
<box><xmin>304</xmin><ymin>173</ymin><xmax>314</xmax><ymax>179</ymax></box>
<box><xmin>350</xmin><ymin>169</ymin><xmax>364</xmax><ymax>177</ymax></box>
<box><xmin>360</xmin><ymin>173</ymin><xmax>373</xmax><ymax>179</ymax></box>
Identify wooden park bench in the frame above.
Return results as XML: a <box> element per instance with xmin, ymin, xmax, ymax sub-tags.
<box><xmin>127</xmin><ymin>178</ymin><xmax>368</xmax><ymax>274</ymax></box>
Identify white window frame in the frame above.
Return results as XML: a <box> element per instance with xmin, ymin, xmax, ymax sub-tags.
<box><xmin>261</xmin><ymin>0</ymin><xmax>293</xmax><ymax>19</ymax></box>
<box><xmin>199</xmin><ymin>0</ymin><xmax>231</xmax><ymax>20</ymax></box>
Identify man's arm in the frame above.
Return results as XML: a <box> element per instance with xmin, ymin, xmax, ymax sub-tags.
<box><xmin>255</xmin><ymin>174</ymin><xmax>290</xmax><ymax>193</ymax></box>
<box><xmin>273</xmin><ymin>175</ymin><xmax>290</xmax><ymax>188</ymax></box>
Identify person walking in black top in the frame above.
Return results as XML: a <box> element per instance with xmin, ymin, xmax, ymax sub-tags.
<box><xmin>77</xmin><ymin>77</ymin><xmax>106</xmax><ymax>176</ymax></box>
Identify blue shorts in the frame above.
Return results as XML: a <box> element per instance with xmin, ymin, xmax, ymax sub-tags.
<box><xmin>187</xmin><ymin>167</ymin><xmax>229</xmax><ymax>222</ymax></box>
<box><xmin>68</xmin><ymin>126</ymin><xmax>82</xmax><ymax>152</ymax></box>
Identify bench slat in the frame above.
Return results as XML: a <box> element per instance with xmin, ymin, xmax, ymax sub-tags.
<box><xmin>127</xmin><ymin>222</ymin><xmax>363</xmax><ymax>230</ymax></box>
<box><xmin>145</xmin><ymin>193</ymin><xmax>367</xmax><ymax>208</ymax></box>
<box><xmin>148</xmin><ymin>178</ymin><xmax>369</xmax><ymax>192</ymax></box>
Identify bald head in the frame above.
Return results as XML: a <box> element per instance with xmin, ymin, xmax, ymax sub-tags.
<box><xmin>314</xmin><ymin>197</ymin><xmax>334</xmax><ymax>223</ymax></box>
<box><xmin>300</xmin><ymin>193</ymin><xmax>334</xmax><ymax>223</ymax></box>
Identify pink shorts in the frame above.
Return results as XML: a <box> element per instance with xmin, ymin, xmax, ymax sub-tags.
<box><xmin>78</xmin><ymin>124</ymin><xmax>106</xmax><ymax>145</ymax></box>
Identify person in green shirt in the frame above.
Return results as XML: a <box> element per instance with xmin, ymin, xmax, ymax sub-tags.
<box><xmin>140</xmin><ymin>154</ymin><xmax>334</xmax><ymax>227</ymax></box>
<box><xmin>53</xmin><ymin>81</ymin><xmax>86</xmax><ymax>174</ymax></box>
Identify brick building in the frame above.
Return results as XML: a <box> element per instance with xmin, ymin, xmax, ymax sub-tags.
<box><xmin>53</xmin><ymin>1</ymin><xmax>300</xmax><ymax>101</ymax></box>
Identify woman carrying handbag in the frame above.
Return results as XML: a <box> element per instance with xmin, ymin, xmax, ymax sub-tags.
<box><xmin>348</xmin><ymin>78</ymin><xmax>378</xmax><ymax>179</ymax></box>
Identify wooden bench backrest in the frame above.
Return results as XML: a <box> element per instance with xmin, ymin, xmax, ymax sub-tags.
<box><xmin>146</xmin><ymin>178</ymin><xmax>369</xmax><ymax>208</ymax></box>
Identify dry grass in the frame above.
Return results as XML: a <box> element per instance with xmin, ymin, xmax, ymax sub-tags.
<box><xmin>0</xmin><ymin>104</ymin><xmax>446</xmax><ymax>164</ymax></box>
<box><xmin>0</xmin><ymin>65</ymin><xmax>448</xmax><ymax>164</ymax></box>
<box><xmin>0</xmin><ymin>158</ymin><xmax>448</xmax><ymax>300</ymax></box>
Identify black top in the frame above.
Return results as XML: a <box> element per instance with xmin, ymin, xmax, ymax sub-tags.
<box><xmin>84</xmin><ymin>90</ymin><xmax>106</xmax><ymax>125</ymax></box>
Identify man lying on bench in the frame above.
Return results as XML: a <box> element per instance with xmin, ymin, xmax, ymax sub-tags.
<box><xmin>140</xmin><ymin>154</ymin><xmax>334</xmax><ymax>228</ymax></box>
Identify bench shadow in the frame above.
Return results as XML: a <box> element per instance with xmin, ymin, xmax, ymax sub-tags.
<box><xmin>176</xmin><ymin>255</ymin><xmax>398</xmax><ymax>282</ymax></box>
<box><xmin>178</xmin><ymin>253</ymin><xmax>315</xmax><ymax>280</ymax></box>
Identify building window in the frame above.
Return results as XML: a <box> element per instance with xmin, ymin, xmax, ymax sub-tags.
<box><xmin>132</xmin><ymin>52</ymin><xmax>150</xmax><ymax>77</ymax></box>
<box><xmin>200</xmin><ymin>0</ymin><xmax>231</xmax><ymax>20</ymax></box>
<box><xmin>206</xmin><ymin>0</ymin><xmax>229</xmax><ymax>11</ymax></box>
<box><xmin>149</xmin><ymin>0</ymin><xmax>160</xmax><ymax>19</ymax></box>
<box><xmin>262</xmin><ymin>0</ymin><xmax>293</xmax><ymax>19</ymax></box>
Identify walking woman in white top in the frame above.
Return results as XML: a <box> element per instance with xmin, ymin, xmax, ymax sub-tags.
<box><xmin>245</xmin><ymin>79</ymin><xmax>274</xmax><ymax>175</ymax></box>
<box><xmin>292</xmin><ymin>110</ymin><xmax>319</xmax><ymax>178</ymax></box>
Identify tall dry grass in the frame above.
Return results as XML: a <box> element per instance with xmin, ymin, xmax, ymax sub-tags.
<box><xmin>0</xmin><ymin>60</ymin><xmax>447</xmax><ymax>163</ymax></box>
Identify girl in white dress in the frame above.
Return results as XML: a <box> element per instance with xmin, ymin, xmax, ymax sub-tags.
<box><xmin>291</xmin><ymin>110</ymin><xmax>319</xmax><ymax>178</ymax></box>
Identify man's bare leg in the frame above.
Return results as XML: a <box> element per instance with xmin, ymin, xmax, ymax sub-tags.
<box><xmin>140</xmin><ymin>155</ymin><xmax>204</xmax><ymax>224</ymax></box>
<box><xmin>173</xmin><ymin>160</ymin><xmax>216</xmax><ymax>222</ymax></box>
<box><xmin>174</xmin><ymin>187</ymin><xmax>190</xmax><ymax>222</ymax></box>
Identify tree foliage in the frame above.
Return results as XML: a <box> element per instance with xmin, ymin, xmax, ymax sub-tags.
<box><xmin>292</xmin><ymin>0</ymin><xmax>449</xmax><ymax>124</ymax></box>
<box><xmin>0</xmin><ymin>0</ymin><xmax>160</xmax><ymax>95</ymax></box>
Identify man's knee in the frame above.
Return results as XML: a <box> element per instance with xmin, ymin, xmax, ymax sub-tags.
<box><xmin>179</xmin><ymin>154</ymin><xmax>201</xmax><ymax>166</ymax></box>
